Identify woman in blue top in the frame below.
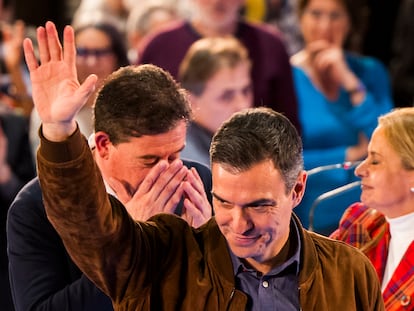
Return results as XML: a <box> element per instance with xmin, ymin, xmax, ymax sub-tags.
<box><xmin>290</xmin><ymin>0</ymin><xmax>393</xmax><ymax>234</ymax></box>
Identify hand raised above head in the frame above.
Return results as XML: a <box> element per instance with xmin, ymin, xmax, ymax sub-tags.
<box><xmin>23</xmin><ymin>21</ymin><xmax>98</xmax><ymax>141</ymax></box>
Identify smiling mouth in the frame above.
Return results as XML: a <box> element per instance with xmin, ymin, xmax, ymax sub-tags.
<box><xmin>232</xmin><ymin>235</ymin><xmax>259</xmax><ymax>246</ymax></box>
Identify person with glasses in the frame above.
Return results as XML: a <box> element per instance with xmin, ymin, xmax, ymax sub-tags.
<box><xmin>290</xmin><ymin>0</ymin><xmax>393</xmax><ymax>233</ymax></box>
<box><xmin>28</xmin><ymin>20</ymin><xmax>130</xmax><ymax>160</ymax></box>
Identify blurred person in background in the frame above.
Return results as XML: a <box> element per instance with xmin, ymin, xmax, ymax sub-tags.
<box><xmin>179</xmin><ymin>36</ymin><xmax>253</xmax><ymax>167</ymax></box>
<box><xmin>29</xmin><ymin>20</ymin><xmax>129</xmax><ymax>159</ymax></box>
<box><xmin>0</xmin><ymin>20</ymin><xmax>33</xmax><ymax>117</ymax></box>
<box><xmin>290</xmin><ymin>0</ymin><xmax>393</xmax><ymax>232</ymax></box>
<box><xmin>138</xmin><ymin>0</ymin><xmax>301</xmax><ymax>131</ymax></box>
<box><xmin>126</xmin><ymin>1</ymin><xmax>180</xmax><ymax>63</ymax></box>
<box><xmin>331</xmin><ymin>107</ymin><xmax>414</xmax><ymax>310</ymax></box>
<box><xmin>0</xmin><ymin>19</ymin><xmax>36</xmax><ymax>311</ymax></box>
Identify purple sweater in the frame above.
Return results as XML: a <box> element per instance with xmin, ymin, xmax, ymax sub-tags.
<box><xmin>139</xmin><ymin>20</ymin><xmax>300</xmax><ymax>131</ymax></box>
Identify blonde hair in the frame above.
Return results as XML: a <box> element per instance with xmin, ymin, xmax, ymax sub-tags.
<box><xmin>378</xmin><ymin>107</ymin><xmax>414</xmax><ymax>170</ymax></box>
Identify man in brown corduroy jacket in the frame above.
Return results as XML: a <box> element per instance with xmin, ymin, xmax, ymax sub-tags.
<box><xmin>25</xmin><ymin>21</ymin><xmax>384</xmax><ymax>311</ymax></box>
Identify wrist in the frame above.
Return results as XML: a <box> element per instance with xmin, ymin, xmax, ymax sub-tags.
<box><xmin>41</xmin><ymin>120</ymin><xmax>78</xmax><ymax>142</ymax></box>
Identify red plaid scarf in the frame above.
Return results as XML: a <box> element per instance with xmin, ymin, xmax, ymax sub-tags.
<box><xmin>331</xmin><ymin>203</ymin><xmax>414</xmax><ymax>310</ymax></box>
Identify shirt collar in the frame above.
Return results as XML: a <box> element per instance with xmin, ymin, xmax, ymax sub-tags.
<box><xmin>230</xmin><ymin>217</ymin><xmax>301</xmax><ymax>276</ymax></box>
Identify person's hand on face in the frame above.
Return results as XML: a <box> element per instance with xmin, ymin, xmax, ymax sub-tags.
<box><xmin>23</xmin><ymin>22</ymin><xmax>97</xmax><ymax>140</ymax></box>
<box><xmin>108</xmin><ymin>159</ymin><xmax>188</xmax><ymax>221</ymax></box>
<box><xmin>109</xmin><ymin>159</ymin><xmax>212</xmax><ymax>227</ymax></box>
<box><xmin>307</xmin><ymin>40</ymin><xmax>349</xmax><ymax>85</ymax></box>
<box><xmin>180</xmin><ymin>167</ymin><xmax>212</xmax><ymax>228</ymax></box>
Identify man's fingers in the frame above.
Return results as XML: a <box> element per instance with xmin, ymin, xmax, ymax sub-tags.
<box><xmin>36</xmin><ymin>26</ymin><xmax>51</xmax><ymax>65</ymax></box>
<box><xmin>45</xmin><ymin>21</ymin><xmax>62</xmax><ymax>61</ymax></box>
<box><xmin>137</xmin><ymin>160</ymin><xmax>185</xmax><ymax>199</ymax></box>
<box><xmin>107</xmin><ymin>177</ymin><xmax>131</xmax><ymax>205</ymax></box>
<box><xmin>23</xmin><ymin>38</ymin><xmax>38</xmax><ymax>71</ymax></box>
<box><xmin>186</xmin><ymin>168</ymin><xmax>204</xmax><ymax>194</ymax></box>
<box><xmin>62</xmin><ymin>24</ymin><xmax>76</xmax><ymax>70</ymax></box>
<box><xmin>182</xmin><ymin>198</ymin><xmax>210</xmax><ymax>228</ymax></box>
<box><xmin>136</xmin><ymin>160</ymin><xmax>169</xmax><ymax>196</ymax></box>
<box><xmin>77</xmin><ymin>74</ymin><xmax>98</xmax><ymax>102</ymax></box>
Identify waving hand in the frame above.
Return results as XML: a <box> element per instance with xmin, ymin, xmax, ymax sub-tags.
<box><xmin>23</xmin><ymin>22</ymin><xmax>97</xmax><ymax>141</ymax></box>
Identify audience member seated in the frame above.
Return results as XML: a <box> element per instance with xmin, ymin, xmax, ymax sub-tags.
<box><xmin>138</xmin><ymin>0</ymin><xmax>301</xmax><ymax>131</ymax></box>
<box><xmin>179</xmin><ymin>36</ymin><xmax>253</xmax><ymax>167</ymax></box>
<box><xmin>126</xmin><ymin>1</ymin><xmax>180</xmax><ymax>63</ymax></box>
<box><xmin>0</xmin><ymin>107</ymin><xmax>36</xmax><ymax>311</ymax></box>
<box><xmin>72</xmin><ymin>0</ymin><xmax>131</xmax><ymax>33</ymax></box>
<box><xmin>290</xmin><ymin>0</ymin><xmax>393</xmax><ymax>231</ymax></box>
<box><xmin>8</xmin><ymin>61</ymin><xmax>212</xmax><ymax>310</ymax></box>
<box><xmin>331</xmin><ymin>107</ymin><xmax>414</xmax><ymax>310</ymax></box>
<box><xmin>29</xmin><ymin>20</ymin><xmax>129</xmax><ymax>159</ymax></box>
<box><xmin>0</xmin><ymin>20</ymin><xmax>33</xmax><ymax>117</ymax></box>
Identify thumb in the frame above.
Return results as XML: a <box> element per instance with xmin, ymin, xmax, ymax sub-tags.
<box><xmin>75</xmin><ymin>74</ymin><xmax>98</xmax><ymax>104</ymax></box>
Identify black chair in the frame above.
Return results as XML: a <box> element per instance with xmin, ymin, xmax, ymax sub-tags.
<box><xmin>306</xmin><ymin>162</ymin><xmax>361</xmax><ymax>235</ymax></box>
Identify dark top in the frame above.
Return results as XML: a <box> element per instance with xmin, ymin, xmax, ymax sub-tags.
<box><xmin>139</xmin><ymin>20</ymin><xmax>301</xmax><ymax>132</ymax></box>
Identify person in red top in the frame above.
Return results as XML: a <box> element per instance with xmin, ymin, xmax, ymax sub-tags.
<box><xmin>332</xmin><ymin>107</ymin><xmax>414</xmax><ymax>311</ymax></box>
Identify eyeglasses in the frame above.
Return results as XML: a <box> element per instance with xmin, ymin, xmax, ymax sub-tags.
<box><xmin>305</xmin><ymin>8</ymin><xmax>347</xmax><ymax>22</ymax></box>
<box><xmin>76</xmin><ymin>47</ymin><xmax>113</xmax><ymax>58</ymax></box>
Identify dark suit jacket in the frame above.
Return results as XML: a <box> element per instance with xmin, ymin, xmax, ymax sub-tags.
<box><xmin>0</xmin><ymin>112</ymin><xmax>36</xmax><ymax>311</ymax></box>
<box><xmin>7</xmin><ymin>160</ymin><xmax>211</xmax><ymax>311</ymax></box>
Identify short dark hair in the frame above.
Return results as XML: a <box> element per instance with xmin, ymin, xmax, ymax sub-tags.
<box><xmin>210</xmin><ymin>107</ymin><xmax>303</xmax><ymax>192</ymax></box>
<box><xmin>94</xmin><ymin>64</ymin><xmax>191</xmax><ymax>144</ymax></box>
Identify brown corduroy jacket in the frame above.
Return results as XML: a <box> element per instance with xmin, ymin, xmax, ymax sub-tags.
<box><xmin>37</xmin><ymin>127</ymin><xmax>384</xmax><ymax>311</ymax></box>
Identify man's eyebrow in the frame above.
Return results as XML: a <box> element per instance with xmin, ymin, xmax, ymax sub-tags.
<box><xmin>137</xmin><ymin>145</ymin><xmax>186</xmax><ymax>160</ymax></box>
<box><xmin>211</xmin><ymin>192</ymin><xmax>276</xmax><ymax>207</ymax></box>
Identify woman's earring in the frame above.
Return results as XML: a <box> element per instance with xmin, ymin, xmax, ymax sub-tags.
<box><xmin>411</xmin><ymin>187</ymin><xmax>414</xmax><ymax>193</ymax></box>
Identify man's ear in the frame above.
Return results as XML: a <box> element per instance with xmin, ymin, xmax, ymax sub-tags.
<box><xmin>292</xmin><ymin>171</ymin><xmax>307</xmax><ymax>208</ymax></box>
<box><xmin>94</xmin><ymin>131</ymin><xmax>112</xmax><ymax>159</ymax></box>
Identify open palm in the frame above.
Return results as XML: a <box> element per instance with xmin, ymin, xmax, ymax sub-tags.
<box><xmin>23</xmin><ymin>22</ymin><xmax>97</xmax><ymax>129</ymax></box>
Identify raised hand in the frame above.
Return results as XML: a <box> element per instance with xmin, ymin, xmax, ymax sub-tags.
<box><xmin>22</xmin><ymin>21</ymin><xmax>97</xmax><ymax>141</ymax></box>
